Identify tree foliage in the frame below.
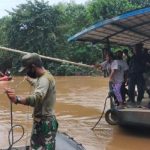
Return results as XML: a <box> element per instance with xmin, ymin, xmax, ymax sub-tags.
<box><xmin>86</xmin><ymin>0</ymin><xmax>136</xmax><ymax>22</ymax></box>
<box><xmin>0</xmin><ymin>17</ymin><xmax>11</xmax><ymax>46</ymax></box>
<box><xmin>7</xmin><ymin>0</ymin><xmax>61</xmax><ymax>56</ymax></box>
<box><xmin>129</xmin><ymin>0</ymin><xmax>150</xmax><ymax>7</ymax></box>
<box><xmin>0</xmin><ymin>0</ymin><xmax>148</xmax><ymax>75</ymax></box>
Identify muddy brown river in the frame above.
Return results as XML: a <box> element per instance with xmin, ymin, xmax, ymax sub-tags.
<box><xmin>0</xmin><ymin>76</ymin><xmax>150</xmax><ymax>150</ymax></box>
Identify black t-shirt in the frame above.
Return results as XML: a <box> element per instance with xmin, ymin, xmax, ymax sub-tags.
<box><xmin>129</xmin><ymin>53</ymin><xmax>146</xmax><ymax>75</ymax></box>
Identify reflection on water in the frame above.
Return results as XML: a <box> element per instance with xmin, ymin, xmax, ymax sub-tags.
<box><xmin>0</xmin><ymin>76</ymin><xmax>150</xmax><ymax>150</ymax></box>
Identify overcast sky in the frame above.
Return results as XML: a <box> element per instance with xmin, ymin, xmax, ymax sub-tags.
<box><xmin>0</xmin><ymin>0</ymin><xmax>88</xmax><ymax>18</ymax></box>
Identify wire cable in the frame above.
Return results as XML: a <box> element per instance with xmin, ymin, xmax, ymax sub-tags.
<box><xmin>91</xmin><ymin>95</ymin><xmax>109</xmax><ymax>130</ymax></box>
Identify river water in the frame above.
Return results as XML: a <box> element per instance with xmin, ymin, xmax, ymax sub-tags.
<box><xmin>0</xmin><ymin>76</ymin><xmax>150</xmax><ymax>150</ymax></box>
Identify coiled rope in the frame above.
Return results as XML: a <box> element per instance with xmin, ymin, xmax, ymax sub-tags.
<box><xmin>7</xmin><ymin>78</ymin><xmax>26</xmax><ymax>149</ymax></box>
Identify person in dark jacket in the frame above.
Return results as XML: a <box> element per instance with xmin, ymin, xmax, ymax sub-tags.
<box><xmin>143</xmin><ymin>48</ymin><xmax>150</xmax><ymax>99</ymax></box>
<box><xmin>128</xmin><ymin>43</ymin><xmax>146</xmax><ymax>106</ymax></box>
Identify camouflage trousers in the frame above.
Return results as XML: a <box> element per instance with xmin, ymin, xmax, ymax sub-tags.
<box><xmin>31</xmin><ymin>116</ymin><xmax>58</xmax><ymax>150</ymax></box>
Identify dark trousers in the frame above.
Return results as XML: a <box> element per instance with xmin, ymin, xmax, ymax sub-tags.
<box><xmin>121</xmin><ymin>82</ymin><xmax>128</xmax><ymax>102</ymax></box>
<box><xmin>128</xmin><ymin>73</ymin><xmax>145</xmax><ymax>103</ymax></box>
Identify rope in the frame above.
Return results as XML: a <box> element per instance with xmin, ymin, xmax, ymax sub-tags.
<box><xmin>6</xmin><ymin>78</ymin><xmax>26</xmax><ymax>149</ymax></box>
<box><xmin>14</xmin><ymin>78</ymin><xmax>26</xmax><ymax>89</ymax></box>
<box><xmin>91</xmin><ymin>95</ymin><xmax>109</xmax><ymax>130</ymax></box>
<box><xmin>25</xmin><ymin>84</ymin><xmax>33</xmax><ymax>146</ymax></box>
<box><xmin>10</xmin><ymin>102</ymin><xmax>14</xmax><ymax>145</ymax></box>
<box><xmin>25</xmin><ymin>106</ymin><xmax>30</xmax><ymax>146</ymax></box>
<box><xmin>8</xmin><ymin>122</ymin><xmax>25</xmax><ymax>149</ymax></box>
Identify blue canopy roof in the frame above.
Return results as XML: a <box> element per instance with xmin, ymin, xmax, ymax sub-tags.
<box><xmin>68</xmin><ymin>7</ymin><xmax>150</xmax><ymax>49</ymax></box>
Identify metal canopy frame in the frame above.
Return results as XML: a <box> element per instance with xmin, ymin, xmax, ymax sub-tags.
<box><xmin>68</xmin><ymin>7</ymin><xmax>150</xmax><ymax>49</ymax></box>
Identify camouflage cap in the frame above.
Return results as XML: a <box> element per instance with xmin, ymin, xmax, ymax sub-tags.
<box><xmin>19</xmin><ymin>53</ymin><xmax>42</xmax><ymax>72</ymax></box>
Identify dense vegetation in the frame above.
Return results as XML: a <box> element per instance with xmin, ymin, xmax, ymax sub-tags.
<box><xmin>0</xmin><ymin>0</ymin><xmax>149</xmax><ymax>75</ymax></box>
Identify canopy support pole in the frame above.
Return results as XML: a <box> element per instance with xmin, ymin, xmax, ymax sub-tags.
<box><xmin>106</xmin><ymin>38</ymin><xmax>111</xmax><ymax>52</ymax></box>
<box><xmin>102</xmin><ymin>38</ymin><xmax>111</xmax><ymax>60</ymax></box>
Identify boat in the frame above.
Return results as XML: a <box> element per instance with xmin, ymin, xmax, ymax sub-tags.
<box><xmin>114</xmin><ymin>107</ymin><xmax>150</xmax><ymax>127</ymax></box>
<box><xmin>2</xmin><ymin>132</ymin><xmax>86</xmax><ymax>150</ymax></box>
<box><xmin>68</xmin><ymin>7</ymin><xmax>150</xmax><ymax>128</ymax></box>
<box><xmin>104</xmin><ymin>96</ymin><xmax>150</xmax><ymax>128</ymax></box>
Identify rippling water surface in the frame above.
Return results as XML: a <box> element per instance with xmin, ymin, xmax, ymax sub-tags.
<box><xmin>0</xmin><ymin>76</ymin><xmax>150</xmax><ymax>150</ymax></box>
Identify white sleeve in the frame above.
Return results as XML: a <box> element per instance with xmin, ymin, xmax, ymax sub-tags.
<box><xmin>111</xmin><ymin>60</ymin><xmax>118</xmax><ymax>70</ymax></box>
<box><xmin>100</xmin><ymin>61</ymin><xmax>107</xmax><ymax>69</ymax></box>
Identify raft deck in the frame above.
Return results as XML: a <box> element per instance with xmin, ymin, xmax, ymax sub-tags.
<box><xmin>1</xmin><ymin>132</ymin><xmax>86</xmax><ymax>150</ymax></box>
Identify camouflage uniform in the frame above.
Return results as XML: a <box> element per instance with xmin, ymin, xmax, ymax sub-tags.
<box><xmin>26</xmin><ymin>70</ymin><xmax>58</xmax><ymax>150</ymax></box>
<box><xmin>31</xmin><ymin>116</ymin><xmax>58</xmax><ymax>150</ymax></box>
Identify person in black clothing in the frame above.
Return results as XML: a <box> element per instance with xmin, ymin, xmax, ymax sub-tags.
<box><xmin>128</xmin><ymin>43</ymin><xmax>146</xmax><ymax>106</ymax></box>
<box><xmin>123</xmin><ymin>49</ymin><xmax>131</xmax><ymax>66</ymax></box>
<box><xmin>143</xmin><ymin>48</ymin><xmax>150</xmax><ymax>99</ymax></box>
<box><xmin>122</xmin><ymin>49</ymin><xmax>131</xmax><ymax>102</ymax></box>
<box><xmin>143</xmin><ymin>48</ymin><xmax>150</xmax><ymax>71</ymax></box>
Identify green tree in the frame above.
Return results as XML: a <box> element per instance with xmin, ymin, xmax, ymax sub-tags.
<box><xmin>53</xmin><ymin>2</ymin><xmax>90</xmax><ymax>59</ymax></box>
<box><xmin>0</xmin><ymin>16</ymin><xmax>11</xmax><ymax>46</ymax></box>
<box><xmin>56</xmin><ymin>2</ymin><xmax>103</xmax><ymax>65</ymax></box>
<box><xmin>0</xmin><ymin>0</ymin><xmax>148</xmax><ymax>75</ymax></box>
<box><xmin>7</xmin><ymin>0</ymin><xmax>61</xmax><ymax>57</ymax></box>
<box><xmin>129</xmin><ymin>0</ymin><xmax>150</xmax><ymax>7</ymax></box>
<box><xmin>86</xmin><ymin>0</ymin><xmax>136</xmax><ymax>22</ymax></box>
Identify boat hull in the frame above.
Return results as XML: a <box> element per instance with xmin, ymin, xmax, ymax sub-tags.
<box><xmin>105</xmin><ymin>107</ymin><xmax>150</xmax><ymax>128</ymax></box>
<box><xmin>117</xmin><ymin>108</ymin><xmax>150</xmax><ymax>127</ymax></box>
<box><xmin>2</xmin><ymin>132</ymin><xmax>85</xmax><ymax>150</ymax></box>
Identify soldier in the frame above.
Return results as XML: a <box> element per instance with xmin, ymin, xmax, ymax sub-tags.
<box><xmin>5</xmin><ymin>53</ymin><xmax>58</xmax><ymax>149</ymax></box>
